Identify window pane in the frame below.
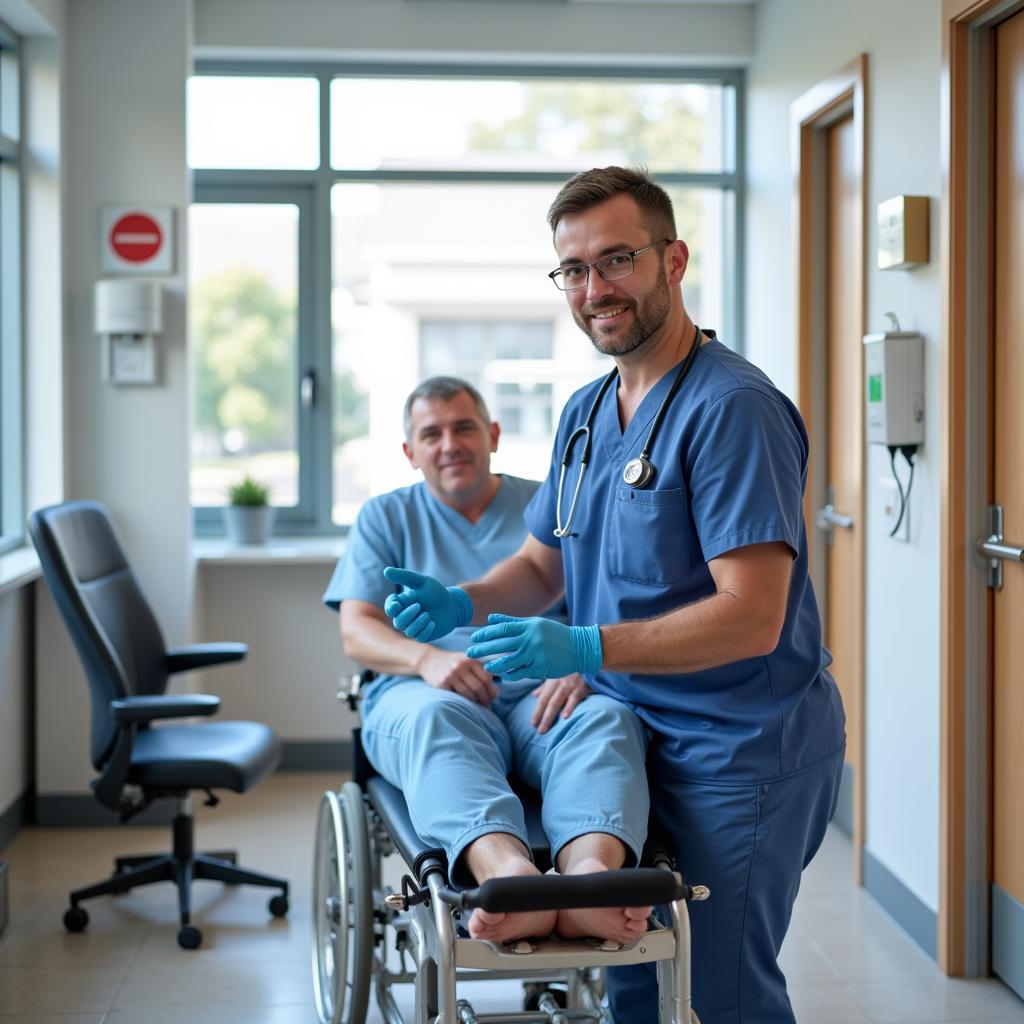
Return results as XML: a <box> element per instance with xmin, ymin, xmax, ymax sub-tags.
<box><xmin>0</xmin><ymin>44</ymin><xmax>18</xmax><ymax>141</ymax></box>
<box><xmin>330</xmin><ymin>181</ymin><xmax>725</xmax><ymax>526</ymax></box>
<box><xmin>330</xmin><ymin>181</ymin><xmax>611</xmax><ymax>527</ymax></box>
<box><xmin>189</xmin><ymin>203</ymin><xmax>299</xmax><ymax>508</ymax></box>
<box><xmin>421</xmin><ymin>322</ymin><xmax>555</xmax><ymax>441</ymax></box>
<box><xmin>331</xmin><ymin>78</ymin><xmax>726</xmax><ymax>173</ymax></box>
<box><xmin>666</xmin><ymin>186</ymin><xmax>726</xmax><ymax>338</ymax></box>
<box><xmin>187</xmin><ymin>77</ymin><xmax>319</xmax><ymax>169</ymax></box>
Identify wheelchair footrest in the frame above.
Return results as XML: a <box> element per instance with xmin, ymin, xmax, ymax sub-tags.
<box><xmin>458</xmin><ymin>868</ymin><xmax>684</xmax><ymax>914</ymax></box>
<box><xmin>454</xmin><ymin>923</ymin><xmax>676</xmax><ymax>971</ymax></box>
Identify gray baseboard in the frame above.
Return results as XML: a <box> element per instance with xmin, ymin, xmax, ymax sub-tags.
<box><xmin>0</xmin><ymin>789</ymin><xmax>33</xmax><ymax>850</ymax></box>
<box><xmin>831</xmin><ymin>762</ymin><xmax>854</xmax><ymax>837</ymax></box>
<box><xmin>278</xmin><ymin>739</ymin><xmax>351</xmax><ymax>772</ymax></box>
<box><xmin>992</xmin><ymin>883</ymin><xmax>1024</xmax><ymax>1000</ymax></box>
<box><xmin>862</xmin><ymin>848</ymin><xmax>937</xmax><ymax>960</ymax></box>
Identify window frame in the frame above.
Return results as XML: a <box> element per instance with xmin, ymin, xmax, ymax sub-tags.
<box><xmin>190</xmin><ymin>184</ymin><xmax>323</xmax><ymax>534</ymax></box>
<box><xmin>0</xmin><ymin>16</ymin><xmax>22</xmax><ymax>556</ymax></box>
<box><xmin>190</xmin><ymin>60</ymin><xmax>746</xmax><ymax>535</ymax></box>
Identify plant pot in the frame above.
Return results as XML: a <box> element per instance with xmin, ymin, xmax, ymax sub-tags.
<box><xmin>223</xmin><ymin>505</ymin><xmax>275</xmax><ymax>545</ymax></box>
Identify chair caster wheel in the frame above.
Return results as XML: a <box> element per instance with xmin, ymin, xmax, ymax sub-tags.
<box><xmin>63</xmin><ymin>906</ymin><xmax>88</xmax><ymax>933</ymax></box>
<box><xmin>177</xmin><ymin>925</ymin><xmax>203</xmax><ymax>949</ymax></box>
<box><xmin>268</xmin><ymin>894</ymin><xmax>289</xmax><ymax>917</ymax></box>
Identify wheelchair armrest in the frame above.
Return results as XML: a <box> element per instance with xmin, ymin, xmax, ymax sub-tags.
<box><xmin>455</xmin><ymin>868</ymin><xmax>685</xmax><ymax>914</ymax></box>
<box><xmin>110</xmin><ymin>694</ymin><xmax>221</xmax><ymax>723</ymax></box>
<box><xmin>165</xmin><ymin>643</ymin><xmax>247</xmax><ymax>673</ymax></box>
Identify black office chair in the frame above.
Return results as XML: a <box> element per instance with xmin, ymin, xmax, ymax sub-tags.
<box><xmin>29</xmin><ymin>499</ymin><xmax>289</xmax><ymax>949</ymax></box>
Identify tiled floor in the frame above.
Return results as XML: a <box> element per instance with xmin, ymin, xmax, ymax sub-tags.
<box><xmin>0</xmin><ymin>772</ymin><xmax>1021</xmax><ymax>1023</ymax></box>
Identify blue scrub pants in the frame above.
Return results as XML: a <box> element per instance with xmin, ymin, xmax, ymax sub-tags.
<box><xmin>360</xmin><ymin>680</ymin><xmax>651</xmax><ymax>884</ymax></box>
<box><xmin>606</xmin><ymin>747</ymin><xmax>844</xmax><ymax>1024</ymax></box>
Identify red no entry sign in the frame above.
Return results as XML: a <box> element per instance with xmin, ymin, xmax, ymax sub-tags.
<box><xmin>109</xmin><ymin>212</ymin><xmax>163</xmax><ymax>264</ymax></box>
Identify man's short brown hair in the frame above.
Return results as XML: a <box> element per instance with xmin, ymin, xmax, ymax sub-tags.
<box><xmin>403</xmin><ymin>376</ymin><xmax>491</xmax><ymax>441</ymax></box>
<box><xmin>546</xmin><ymin>166</ymin><xmax>677</xmax><ymax>240</ymax></box>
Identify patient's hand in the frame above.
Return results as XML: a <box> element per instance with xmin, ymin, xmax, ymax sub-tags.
<box><xmin>417</xmin><ymin>647</ymin><xmax>501</xmax><ymax>706</ymax></box>
<box><xmin>531</xmin><ymin>674</ymin><xmax>592</xmax><ymax>733</ymax></box>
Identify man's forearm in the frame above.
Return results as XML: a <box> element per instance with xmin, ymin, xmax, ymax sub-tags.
<box><xmin>341</xmin><ymin>609</ymin><xmax>431</xmax><ymax>677</ymax></box>
<box><xmin>462</xmin><ymin>550</ymin><xmax>564</xmax><ymax>625</ymax></box>
<box><xmin>599</xmin><ymin>590</ymin><xmax>783</xmax><ymax>675</ymax></box>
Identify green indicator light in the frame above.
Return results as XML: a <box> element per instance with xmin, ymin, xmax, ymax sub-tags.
<box><xmin>869</xmin><ymin>374</ymin><xmax>883</xmax><ymax>403</ymax></box>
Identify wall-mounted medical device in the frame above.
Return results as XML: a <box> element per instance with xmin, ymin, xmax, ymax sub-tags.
<box><xmin>863</xmin><ymin>325</ymin><xmax>924</xmax><ymax>448</ymax></box>
<box><xmin>864</xmin><ymin>318</ymin><xmax>924</xmax><ymax>540</ymax></box>
<box><xmin>94</xmin><ymin>280</ymin><xmax>162</xmax><ymax>385</ymax></box>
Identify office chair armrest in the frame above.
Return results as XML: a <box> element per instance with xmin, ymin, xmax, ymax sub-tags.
<box><xmin>165</xmin><ymin>643</ymin><xmax>248</xmax><ymax>673</ymax></box>
<box><xmin>110</xmin><ymin>694</ymin><xmax>221</xmax><ymax>723</ymax></box>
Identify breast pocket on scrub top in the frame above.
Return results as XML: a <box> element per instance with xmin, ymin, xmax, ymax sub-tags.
<box><xmin>606</xmin><ymin>485</ymin><xmax>692</xmax><ymax>587</ymax></box>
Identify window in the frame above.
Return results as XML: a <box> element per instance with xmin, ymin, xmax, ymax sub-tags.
<box><xmin>0</xmin><ymin>20</ymin><xmax>21</xmax><ymax>554</ymax></box>
<box><xmin>188</xmin><ymin>66</ymin><xmax>743</xmax><ymax>533</ymax></box>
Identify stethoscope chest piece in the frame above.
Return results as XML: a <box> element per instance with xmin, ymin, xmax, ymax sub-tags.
<box><xmin>622</xmin><ymin>457</ymin><xmax>654</xmax><ymax>488</ymax></box>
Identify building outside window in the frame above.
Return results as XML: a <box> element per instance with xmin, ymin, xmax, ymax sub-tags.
<box><xmin>187</xmin><ymin>67</ymin><xmax>743</xmax><ymax>533</ymax></box>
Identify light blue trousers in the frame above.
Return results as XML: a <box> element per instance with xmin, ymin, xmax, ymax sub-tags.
<box><xmin>360</xmin><ymin>679</ymin><xmax>651</xmax><ymax>885</ymax></box>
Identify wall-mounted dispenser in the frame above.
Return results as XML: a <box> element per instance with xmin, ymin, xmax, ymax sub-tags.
<box><xmin>863</xmin><ymin>323</ymin><xmax>924</xmax><ymax>448</ymax></box>
<box><xmin>864</xmin><ymin>315</ymin><xmax>924</xmax><ymax>541</ymax></box>
<box><xmin>94</xmin><ymin>279</ymin><xmax>162</xmax><ymax>385</ymax></box>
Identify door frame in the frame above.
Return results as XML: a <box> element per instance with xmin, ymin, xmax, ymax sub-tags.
<box><xmin>791</xmin><ymin>55</ymin><xmax>868</xmax><ymax>882</ymax></box>
<box><xmin>940</xmin><ymin>0</ymin><xmax>1024</xmax><ymax>978</ymax></box>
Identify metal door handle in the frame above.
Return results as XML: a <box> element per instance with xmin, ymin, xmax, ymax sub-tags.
<box><xmin>816</xmin><ymin>504</ymin><xmax>855</xmax><ymax>531</ymax></box>
<box><xmin>976</xmin><ymin>538</ymin><xmax>1024</xmax><ymax>562</ymax></box>
<box><xmin>977</xmin><ymin>504</ymin><xmax>1024</xmax><ymax>590</ymax></box>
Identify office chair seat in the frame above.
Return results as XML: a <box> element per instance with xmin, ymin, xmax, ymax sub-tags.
<box><xmin>128</xmin><ymin>720</ymin><xmax>280</xmax><ymax>792</ymax></box>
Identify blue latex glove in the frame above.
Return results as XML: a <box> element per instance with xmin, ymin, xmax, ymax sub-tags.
<box><xmin>466</xmin><ymin>614</ymin><xmax>602</xmax><ymax>681</ymax></box>
<box><xmin>382</xmin><ymin>567</ymin><xmax>472</xmax><ymax>643</ymax></box>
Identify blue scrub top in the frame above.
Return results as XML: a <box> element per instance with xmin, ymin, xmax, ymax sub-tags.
<box><xmin>323</xmin><ymin>473</ymin><xmax>542</xmax><ymax>700</ymax></box>
<box><xmin>524</xmin><ymin>339</ymin><xmax>845</xmax><ymax>784</ymax></box>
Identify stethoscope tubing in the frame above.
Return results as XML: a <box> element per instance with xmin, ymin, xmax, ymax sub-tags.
<box><xmin>553</xmin><ymin>326</ymin><xmax>707</xmax><ymax>540</ymax></box>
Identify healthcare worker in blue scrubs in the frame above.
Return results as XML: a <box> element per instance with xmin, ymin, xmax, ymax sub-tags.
<box><xmin>383</xmin><ymin>166</ymin><xmax>846</xmax><ymax>1024</ymax></box>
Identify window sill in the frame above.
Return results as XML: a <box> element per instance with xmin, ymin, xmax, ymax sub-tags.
<box><xmin>192</xmin><ymin>536</ymin><xmax>347</xmax><ymax>566</ymax></box>
<box><xmin>0</xmin><ymin>545</ymin><xmax>41</xmax><ymax>597</ymax></box>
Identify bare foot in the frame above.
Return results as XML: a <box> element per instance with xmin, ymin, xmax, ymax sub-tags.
<box><xmin>555</xmin><ymin>857</ymin><xmax>652</xmax><ymax>945</ymax></box>
<box><xmin>466</xmin><ymin>859</ymin><xmax>557</xmax><ymax>944</ymax></box>
<box><xmin>468</xmin><ymin>905</ymin><xmax>558</xmax><ymax>943</ymax></box>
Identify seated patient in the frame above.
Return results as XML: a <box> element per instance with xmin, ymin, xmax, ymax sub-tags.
<box><xmin>323</xmin><ymin>376</ymin><xmax>651</xmax><ymax>945</ymax></box>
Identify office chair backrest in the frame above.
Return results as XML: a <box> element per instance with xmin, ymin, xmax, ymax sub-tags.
<box><xmin>29</xmin><ymin>500</ymin><xmax>170</xmax><ymax>770</ymax></box>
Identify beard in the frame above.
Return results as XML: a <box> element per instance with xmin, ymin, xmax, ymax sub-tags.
<box><xmin>574</xmin><ymin>265</ymin><xmax>673</xmax><ymax>357</ymax></box>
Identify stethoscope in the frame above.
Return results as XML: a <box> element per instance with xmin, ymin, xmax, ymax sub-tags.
<box><xmin>553</xmin><ymin>326</ymin><xmax>711</xmax><ymax>539</ymax></box>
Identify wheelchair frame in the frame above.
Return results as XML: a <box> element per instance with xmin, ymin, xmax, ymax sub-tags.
<box><xmin>311</xmin><ymin>677</ymin><xmax>707</xmax><ymax>1024</ymax></box>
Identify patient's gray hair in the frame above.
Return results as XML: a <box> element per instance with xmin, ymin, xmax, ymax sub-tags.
<box><xmin>403</xmin><ymin>376</ymin><xmax>492</xmax><ymax>441</ymax></box>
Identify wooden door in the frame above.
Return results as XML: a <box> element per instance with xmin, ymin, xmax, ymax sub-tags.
<box><xmin>991</xmin><ymin>9</ymin><xmax>1024</xmax><ymax>999</ymax></box>
<box><xmin>820</xmin><ymin>113</ymin><xmax>864</xmax><ymax>857</ymax></box>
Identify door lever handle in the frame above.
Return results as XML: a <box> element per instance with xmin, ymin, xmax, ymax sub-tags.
<box><xmin>977</xmin><ymin>504</ymin><xmax>1024</xmax><ymax>590</ymax></box>
<box><xmin>816</xmin><ymin>504</ymin><xmax>855</xmax><ymax>531</ymax></box>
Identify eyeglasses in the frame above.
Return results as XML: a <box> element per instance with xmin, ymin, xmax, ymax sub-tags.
<box><xmin>547</xmin><ymin>239</ymin><xmax>672</xmax><ymax>292</ymax></box>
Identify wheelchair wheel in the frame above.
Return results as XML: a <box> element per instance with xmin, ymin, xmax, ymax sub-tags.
<box><xmin>312</xmin><ymin>784</ymin><xmax>373</xmax><ymax>1024</ymax></box>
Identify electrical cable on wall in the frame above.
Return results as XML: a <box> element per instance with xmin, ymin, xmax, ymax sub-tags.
<box><xmin>887</xmin><ymin>444</ymin><xmax>918</xmax><ymax>538</ymax></box>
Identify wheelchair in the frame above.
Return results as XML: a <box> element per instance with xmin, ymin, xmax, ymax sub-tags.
<box><xmin>311</xmin><ymin>673</ymin><xmax>709</xmax><ymax>1024</ymax></box>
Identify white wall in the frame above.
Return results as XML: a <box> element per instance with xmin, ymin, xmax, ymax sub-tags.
<box><xmin>747</xmin><ymin>0</ymin><xmax>942</xmax><ymax>911</ymax></box>
<box><xmin>194</xmin><ymin>0</ymin><xmax>756</xmax><ymax>65</ymax></box>
<box><xmin>196</xmin><ymin>564</ymin><xmax>359</xmax><ymax>741</ymax></box>
<box><xmin>35</xmin><ymin>0</ymin><xmax>194</xmax><ymax>797</ymax></box>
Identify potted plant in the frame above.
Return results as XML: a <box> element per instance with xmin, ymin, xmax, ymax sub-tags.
<box><xmin>223</xmin><ymin>475</ymin><xmax>274</xmax><ymax>544</ymax></box>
